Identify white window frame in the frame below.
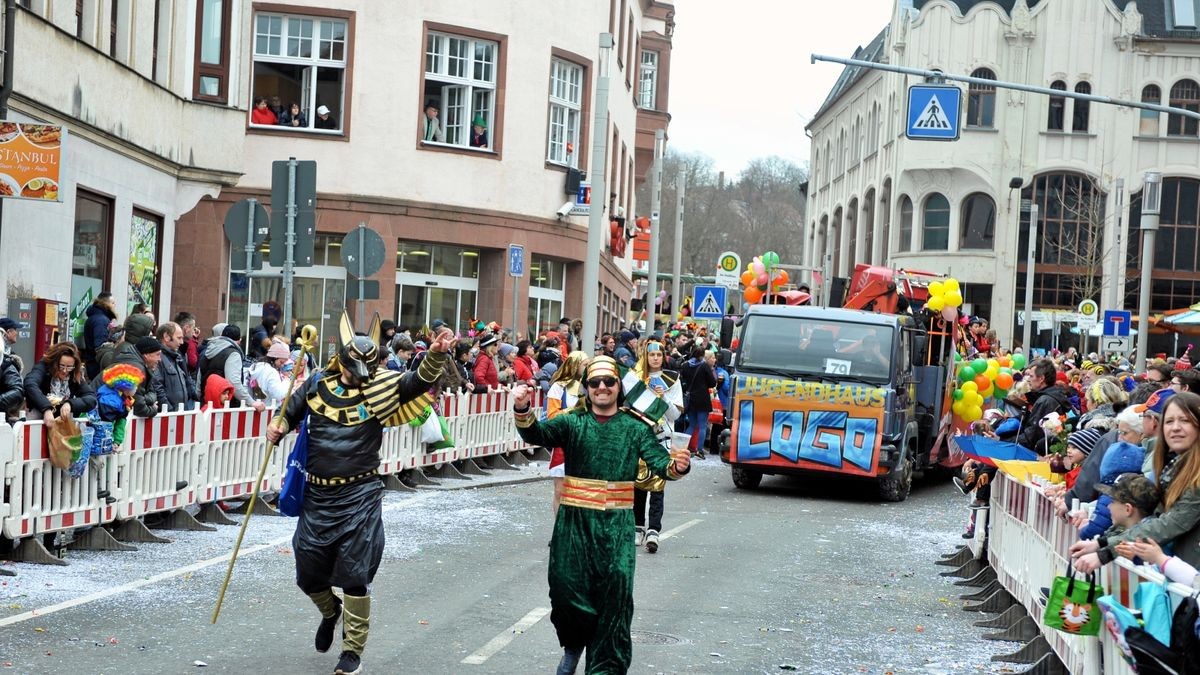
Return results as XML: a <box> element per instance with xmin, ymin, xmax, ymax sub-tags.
<box><xmin>425</xmin><ymin>31</ymin><xmax>498</xmax><ymax>150</ymax></box>
<box><xmin>251</xmin><ymin>11</ymin><xmax>348</xmax><ymax>134</ymax></box>
<box><xmin>547</xmin><ymin>58</ymin><xmax>583</xmax><ymax>167</ymax></box>
<box><xmin>638</xmin><ymin>50</ymin><xmax>658</xmax><ymax>110</ymax></box>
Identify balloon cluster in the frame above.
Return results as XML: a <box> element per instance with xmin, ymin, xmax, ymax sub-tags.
<box><xmin>739</xmin><ymin>251</ymin><xmax>789</xmax><ymax>304</ymax></box>
<box><xmin>951</xmin><ymin>352</ymin><xmax>1027</xmax><ymax>422</ymax></box>
<box><xmin>926</xmin><ymin>277</ymin><xmax>964</xmax><ymax>321</ymax></box>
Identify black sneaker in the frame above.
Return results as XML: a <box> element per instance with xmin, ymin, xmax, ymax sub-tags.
<box><xmin>334</xmin><ymin>650</ymin><xmax>361</xmax><ymax>675</ymax></box>
<box><xmin>953</xmin><ymin>476</ymin><xmax>970</xmax><ymax>494</ymax></box>
<box><xmin>961</xmin><ymin>529</ymin><xmax>975</xmax><ymax>539</ymax></box>
<box><xmin>315</xmin><ymin>600</ymin><xmax>342</xmax><ymax>653</ymax></box>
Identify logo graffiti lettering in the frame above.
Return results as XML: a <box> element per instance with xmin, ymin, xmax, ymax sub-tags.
<box><xmin>736</xmin><ymin>400</ymin><xmax>878</xmax><ymax>470</ymax></box>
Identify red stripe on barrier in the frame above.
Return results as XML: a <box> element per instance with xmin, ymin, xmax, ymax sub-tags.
<box><xmin>62</xmin><ymin>512</ymin><xmax>74</xmax><ymax>528</ymax></box>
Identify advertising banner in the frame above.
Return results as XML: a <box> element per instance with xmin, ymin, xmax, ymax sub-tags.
<box><xmin>128</xmin><ymin>214</ymin><xmax>160</xmax><ymax>313</ymax></box>
<box><xmin>0</xmin><ymin>121</ymin><xmax>64</xmax><ymax>202</ymax></box>
<box><xmin>730</xmin><ymin>375</ymin><xmax>887</xmax><ymax>477</ymax></box>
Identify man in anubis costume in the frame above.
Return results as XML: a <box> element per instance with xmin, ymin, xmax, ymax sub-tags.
<box><xmin>267</xmin><ymin>313</ymin><xmax>455</xmax><ymax>675</ymax></box>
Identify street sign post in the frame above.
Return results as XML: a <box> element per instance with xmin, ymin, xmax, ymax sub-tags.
<box><xmin>1077</xmin><ymin>299</ymin><xmax>1099</xmax><ymax>328</ymax></box>
<box><xmin>342</xmin><ymin>223</ymin><xmax>386</xmax><ymax>326</ymax></box>
<box><xmin>715</xmin><ymin>251</ymin><xmax>741</xmax><ymax>290</ymax></box>
<box><xmin>906</xmin><ymin>84</ymin><xmax>962</xmax><ymax>141</ymax></box>
<box><xmin>223</xmin><ymin>198</ymin><xmax>269</xmax><ymax>272</ymax></box>
<box><xmin>508</xmin><ymin>244</ymin><xmax>524</xmax><ymax>335</ymax></box>
<box><xmin>268</xmin><ymin>158</ymin><xmax>318</xmax><ymax>335</ymax></box>
<box><xmin>569</xmin><ymin>182</ymin><xmax>591</xmax><ymax>217</ymax></box>
<box><xmin>1102</xmin><ymin>335</ymin><xmax>1133</xmax><ymax>355</ymax></box>
<box><xmin>1103</xmin><ymin>309</ymin><xmax>1132</xmax><ymax>336</ymax></box>
<box><xmin>693</xmin><ymin>284</ymin><xmax>727</xmax><ymax>320</ymax></box>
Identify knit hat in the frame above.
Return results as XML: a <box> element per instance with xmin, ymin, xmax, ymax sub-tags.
<box><xmin>618</xmin><ymin>330</ymin><xmax>637</xmax><ymax>344</ymax></box>
<box><xmin>266</xmin><ymin>342</ymin><xmax>291</xmax><ymax>359</ymax></box>
<box><xmin>499</xmin><ymin>343</ymin><xmax>516</xmax><ymax>359</ymax></box>
<box><xmin>0</xmin><ymin>318</ymin><xmax>17</xmax><ymax>331</ymax></box>
<box><xmin>1066</xmin><ymin>427</ymin><xmax>1102</xmax><ymax>456</ymax></box>
<box><xmin>135</xmin><ymin>336</ymin><xmax>163</xmax><ymax>355</ymax></box>
<box><xmin>1099</xmin><ymin>441</ymin><xmax>1147</xmax><ymax>483</ymax></box>
<box><xmin>212</xmin><ymin>322</ymin><xmax>228</xmax><ymax>337</ymax></box>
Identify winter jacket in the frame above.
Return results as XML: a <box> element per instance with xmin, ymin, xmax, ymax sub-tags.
<box><xmin>203</xmin><ymin>374</ymin><xmax>235</xmax><ymax>410</ymax></box>
<box><xmin>200</xmin><ymin>337</ymin><xmax>253</xmax><ymax>405</ymax></box>
<box><xmin>22</xmin><ymin>362</ymin><xmax>97</xmax><ymax>416</ymax></box>
<box><xmin>248</xmin><ymin>361</ymin><xmax>290</xmax><ymax>404</ymax></box>
<box><xmin>1102</xmin><ymin>484</ymin><xmax>1200</xmax><ymax>569</ymax></box>
<box><xmin>474</xmin><ymin>351</ymin><xmax>500</xmax><ymax>389</ymax></box>
<box><xmin>537</xmin><ymin>348</ymin><xmax>562</xmax><ymax>370</ymax></box>
<box><xmin>1080</xmin><ymin>441</ymin><xmax>1146</xmax><ymax>540</ymax></box>
<box><xmin>183</xmin><ymin>335</ymin><xmax>200</xmax><ymax>374</ymax></box>
<box><xmin>1065</xmin><ymin>428</ymin><xmax>1119</xmax><ymax>505</ymax></box>
<box><xmin>1016</xmin><ymin>384</ymin><xmax>1073</xmax><ymax>454</ymax></box>
<box><xmin>0</xmin><ymin>355</ymin><xmax>23</xmax><ymax>413</ymax></box>
<box><xmin>248</xmin><ymin>323</ymin><xmax>272</xmax><ymax>359</ymax></box>
<box><xmin>80</xmin><ymin>302</ymin><xmax>116</xmax><ymax>366</ymax></box>
<box><xmin>155</xmin><ymin>346</ymin><xmax>199</xmax><ymax>410</ymax></box>
<box><xmin>614</xmin><ymin>345</ymin><xmax>637</xmax><ymax>369</ymax></box>
<box><xmin>513</xmin><ymin>355</ymin><xmax>537</xmax><ymax>384</ymax></box>
<box><xmin>681</xmin><ymin>357</ymin><xmax>717</xmax><ymax>413</ymax></box>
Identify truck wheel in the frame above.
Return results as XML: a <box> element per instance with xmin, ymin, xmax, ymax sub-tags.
<box><xmin>731</xmin><ymin>466</ymin><xmax>762</xmax><ymax>490</ymax></box>
<box><xmin>879</xmin><ymin>451</ymin><xmax>915</xmax><ymax>502</ymax></box>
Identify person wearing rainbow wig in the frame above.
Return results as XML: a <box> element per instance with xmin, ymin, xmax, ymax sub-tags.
<box><xmin>72</xmin><ymin>363</ymin><xmax>142</xmax><ymax>478</ymax></box>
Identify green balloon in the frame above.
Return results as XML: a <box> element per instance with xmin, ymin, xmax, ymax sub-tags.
<box><xmin>953</xmin><ymin>389</ymin><xmax>964</xmax><ymax>401</ymax></box>
<box><xmin>958</xmin><ymin>365</ymin><xmax>975</xmax><ymax>383</ymax></box>
<box><xmin>999</xmin><ymin>367</ymin><xmax>1012</xmax><ymax>376</ymax></box>
<box><xmin>1012</xmin><ymin>353</ymin><xmax>1027</xmax><ymax>370</ymax></box>
<box><xmin>994</xmin><ymin>388</ymin><xmax>1008</xmax><ymax>400</ymax></box>
<box><xmin>971</xmin><ymin>358</ymin><xmax>988</xmax><ymax>373</ymax></box>
<box><xmin>762</xmin><ymin>251</ymin><xmax>780</xmax><ymax>268</ymax></box>
<box><xmin>953</xmin><ymin>351</ymin><xmax>963</xmax><ymax>362</ymax></box>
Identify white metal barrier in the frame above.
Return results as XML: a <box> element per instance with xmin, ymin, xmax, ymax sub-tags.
<box><xmin>0</xmin><ymin>385</ymin><xmax>547</xmax><ymax>558</ymax></box>
<box><xmin>988</xmin><ymin>474</ymin><xmax>1102</xmax><ymax>674</ymax></box>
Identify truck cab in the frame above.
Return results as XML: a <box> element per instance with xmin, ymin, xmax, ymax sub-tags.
<box><xmin>720</xmin><ymin>304</ymin><xmax>924</xmax><ymax>501</ymax></box>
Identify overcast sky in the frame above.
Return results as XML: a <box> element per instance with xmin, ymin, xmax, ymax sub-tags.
<box><xmin>667</xmin><ymin>0</ymin><xmax>894</xmax><ymax>179</ymax></box>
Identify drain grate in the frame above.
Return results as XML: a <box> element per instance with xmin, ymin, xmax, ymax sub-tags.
<box><xmin>630</xmin><ymin>630</ymin><xmax>681</xmax><ymax>645</ymax></box>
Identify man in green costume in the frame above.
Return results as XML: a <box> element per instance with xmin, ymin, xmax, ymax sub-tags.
<box><xmin>512</xmin><ymin>355</ymin><xmax>691</xmax><ymax>674</ymax></box>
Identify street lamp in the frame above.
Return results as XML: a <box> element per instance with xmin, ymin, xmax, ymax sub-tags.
<box><xmin>1134</xmin><ymin>171</ymin><xmax>1162</xmax><ymax>374</ymax></box>
<box><xmin>580</xmin><ymin>33</ymin><xmax>613</xmax><ymax>355</ymax></box>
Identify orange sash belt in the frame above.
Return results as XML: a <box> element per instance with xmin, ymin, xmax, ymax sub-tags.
<box><xmin>560</xmin><ymin>476</ymin><xmax>634</xmax><ymax>511</ymax></box>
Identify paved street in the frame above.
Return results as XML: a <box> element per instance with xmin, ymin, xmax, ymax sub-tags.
<box><xmin>0</xmin><ymin>459</ymin><xmax>1022</xmax><ymax>674</ymax></box>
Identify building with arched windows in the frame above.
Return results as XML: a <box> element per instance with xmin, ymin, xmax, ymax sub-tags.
<box><xmin>806</xmin><ymin>0</ymin><xmax>1200</xmax><ymax>352</ymax></box>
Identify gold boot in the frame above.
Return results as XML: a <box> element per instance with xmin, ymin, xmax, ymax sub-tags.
<box><xmin>335</xmin><ymin>594</ymin><xmax>370</xmax><ymax>674</ymax></box>
<box><xmin>307</xmin><ymin>590</ymin><xmax>342</xmax><ymax>653</ymax></box>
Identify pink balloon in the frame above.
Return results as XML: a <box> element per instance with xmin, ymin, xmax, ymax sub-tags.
<box><xmin>659</xmin><ymin>290</ymin><xmax>668</xmax><ymax>299</ymax></box>
<box><xmin>756</xmin><ymin>272</ymin><xmax>770</xmax><ymax>286</ymax></box>
<box><xmin>941</xmin><ymin>306</ymin><xmax>957</xmax><ymax>321</ymax></box>
<box><xmin>751</xmin><ymin>261</ymin><xmax>766</xmax><ymax>276</ymax></box>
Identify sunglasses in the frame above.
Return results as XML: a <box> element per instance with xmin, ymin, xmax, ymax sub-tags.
<box><xmin>586</xmin><ymin>377</ymin><xmax>618</xmax><ymax>389</ymax></box>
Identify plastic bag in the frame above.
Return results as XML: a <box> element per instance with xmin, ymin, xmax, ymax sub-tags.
<box><xmin>1136</xmin><ymin>578</ymin><xmax>1174</xmax><ymax>646</ymax></box>
<box><xmin>47</xmin><ymin>414</ymin><xmax>83</xmax><ymax>471</ymax></box>
<box><xmin>278</xmin><ymin>417</ymin><xmax>308</xmax><ymax>517</ymax></box>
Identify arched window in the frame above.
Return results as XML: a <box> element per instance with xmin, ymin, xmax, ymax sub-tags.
<box><xmin>853</xmin><ymin>116</ymin><xmax>862</xmax><ymax>164</ymax></box>
<box><xmin>1048</xmin><ymin>80</ymin><xmax>1066</xmax><ymax>131</ymax></box>
<box><xmin>960</xmin><ymin>193</ymin><xmax>996</xmax><ymax>249</ymax></box>
<box><xmin>870</xmin><ymin>101</ymin><xmax>880</xmax><ymax>151</ymax></box>
<box><xmin>1169</xmin><ymin>79</ymin><xmax>1200</xmax><ymax>136</ymax></box>
<box><xmin>1073</xmin><ymin>82</ymin><xmax>1091</xmax><ymax>132</ymax></box>
<box><xmin>967</xmin><ymin>68</ymin><xmax>996</xmax><ymax>128</ymax></box>
<box><xmin>1141</xmin><ymin>84</ymin><xmax>1161</xmax><ymax>136</ymax></box>
<box><xmin>824</xmin><ymin>140</ymin><xmax>832</xmax><ymax>179</ymax></box>
<box><xmin>813</xmin><ymin>148</ymin><xmax>821</xmax><ymax>186</ymax></box>
<box><xmin>922</xmin><ymin>193</ymin><xmax>950</xmax><ymax>250</ymax></box>
<box><xmin>840</xmin><ymin>128</ymin><xmax>848</xmax><ymax>173</ymax></box>
<box><xmin>898</xmin><ymin>195</ymin><xmax>913</xmax><ymax>253</ymax></box>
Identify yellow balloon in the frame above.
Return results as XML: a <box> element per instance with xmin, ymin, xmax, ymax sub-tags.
<box><xmin>929</xmin><ymin>281</ymin><xmax>945</xmax><ymax>297</ymax></box>
<box><xmin>961</xmin><ymin>381</ymin><xmax>979</xmax><ymax>393</ymax></box>
<box><xmin>945</xmin><ymin>290</ymin><xmax>963</xmax><ymax>307</ymax></box>
<box><xmin>981</xmin><ymin>385</ymin><xmax>994</xmax><ymax>399</ymax></box>
<box><xmin>987</xmin><ymin>359</ymin><xmax>1000</xmax><ymax>371</ymax></box>
<box><xmin>963</xmin><ymin>406</ymin><xmax>983</xmax><ymax>423</ymax></box>
<box><xmin>928</xmin><ymin>296</ymin><xmax>945</xmax><ymax>312</ymax></box>
<box><xmin>944</xmin><ymin>278</ymin><xmax>960</xmax><ymax>293</ymax></box>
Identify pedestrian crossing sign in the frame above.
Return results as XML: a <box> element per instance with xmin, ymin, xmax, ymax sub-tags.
<box><xmin>906</xmin><ymin>84</ymin><xmax>961</xmax><ymax>141</ymax></box>
<box><xmin>693</xmin><ymin>285</ymin><xmax>726</xmax><ymax>319</ymax></box>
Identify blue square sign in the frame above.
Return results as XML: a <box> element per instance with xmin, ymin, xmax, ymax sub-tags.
<box><xmin>508</xmin><ymin>244</ymin><xmax>524</xmax><ymax>277</ymax></box>
<box><xmin>906</xmin><ymin>84</ymin><xmax>961</xmax><ymax>141</ymax></box>
<box><xmin>1103</xmin><ymin>310</ymin><xmax>1132</xmax><ymax>337</ymax></box>
<box><xmin>692</xmin><ymin>285</ymin><xmax>727</xmax><ymax>319</ymax></box>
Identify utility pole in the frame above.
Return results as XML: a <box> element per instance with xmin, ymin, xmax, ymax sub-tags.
<box><xmin>283</xmin><ymin>158</ymin><xmax>297</xmax><ymax>335</ymax></box>
<box><xmin>1135</xmin><ymin>172</ymin><xmax>1162</xmax><ymax>374</ymax></box>
<box><xmin>580</xmin><ymin>33</ymin><xmax>612</xmax><ymax>356</ymax></box>
<box><xmin>1110</xmin><ymin>178</ymin><xmax>1125</xmax><ymax>311</ymax></box>
<box><xmin>671</xmin><ymin>174</ymin><xmax>685</xmax><ymax>324</ymax></box>
<box><xmin>645</xmin><ymin>129</ymin><xmax>664</xmax><ymax>327</ymax></box>
<box><xmin>1022</xmin><ymin>202</ymin><xmax>1038</xmax><ymax>355</ymax></box>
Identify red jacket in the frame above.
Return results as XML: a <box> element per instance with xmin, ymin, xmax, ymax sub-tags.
<box><xmin>513</xmin><ymin>355</ymin><xmax>537</xmax><ymax>384</ymax></box>
<box><xmin>251</xmin><ymin>108</ymin><xmax>277</xmax><ymax>125</ymax></box>
<box><xmin>473</xmin><ymin>352</ymin><xmax>499</xmax><ymax>389</ymax></box>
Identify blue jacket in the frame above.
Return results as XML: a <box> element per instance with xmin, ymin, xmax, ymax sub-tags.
<box><xmin>1079</xmin><ymin>441</ymin><xmax>1146</xmax><ymax>540</ymax></box>
<box><xmin>81</xmin><ymin>302</ymin><xmax>115</xmax><ymax>359</ymax></box>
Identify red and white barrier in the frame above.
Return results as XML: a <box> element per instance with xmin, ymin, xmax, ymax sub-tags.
<box><xmin>116</xmin><ymin>411</ymin><xmax>203</xmax><ymax>520</ymax></box>
<box><xmin>199</xmin><ymin>405</ymin><xmax>281</xmax><ymax>503</ymax></box>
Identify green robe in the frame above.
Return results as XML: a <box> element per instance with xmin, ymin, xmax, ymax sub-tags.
<box><xmin>516</xmin><ymin>408</ymin><xmax>679</xmax><ymax>674</ymax></box>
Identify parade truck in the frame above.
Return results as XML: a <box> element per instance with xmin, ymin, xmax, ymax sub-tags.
<box><xmin>719</xmin><ymin>303</ymin><xmax>951</xmax><ymax>501</ymax></box>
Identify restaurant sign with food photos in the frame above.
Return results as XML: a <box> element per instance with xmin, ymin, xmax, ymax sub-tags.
<box><xmin>0</xmin><ymin>121</ymin><xmax>63</xmax><ymax>202</ymax></box>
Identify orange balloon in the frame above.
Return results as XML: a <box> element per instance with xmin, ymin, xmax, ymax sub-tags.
<box><xmin>998</xmin><ymin>356</ymin><xmax>1011</xmax><ymax>368</ymax></box>
<box><xmin>996</xmin><ymin>372</ymin><xmax>1014</xmax><ymax>390</ymax></box>
<box><xmin>774</xmin><ymin>269</ymin><xmax>790</xmax><ymax>286</ymax></box>
<box><xmin>974</xmin><ymin>374</ymin><xmax>991</xmax><ymax>391</ymax></box>
<box><xmin>744</xmin><ymin>286</ymin><xmax>764</xmax><ymax>303</ymax></box>
<box><xmin>740</xmin><ymin>270</ymin><xmax>755</xmax><ymax>287</ymax></box>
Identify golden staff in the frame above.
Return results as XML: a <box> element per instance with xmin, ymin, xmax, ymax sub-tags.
<box><xmin>211</xmin><ymin>324</ymin><xmax>318</xmax><ymax>624</ymax></box>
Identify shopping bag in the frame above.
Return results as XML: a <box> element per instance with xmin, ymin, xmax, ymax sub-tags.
<box><xmin>421</xmin><ymin>411</ymin><xmax>454</xmax><ymax>450</ymax></box>
<box><xmin>47</xmin><ymin>414</ymin><xmax>83</xmax><ymax>471</ymax></box>
<box><xmin>1098</xmin><ymin>594</ymin><xmax>1140</xmax><ymax>666</ymax></box>
<box><xmin>278</xmin><ymin>417</ymin><xmax>308</xmax><ymax>517</ymax></box>
<box><xmin>1136</xmin><ymin>578</ymin><xmax>1175</xmax><ymax>646</ymax></box>
<box><xmin>1043</xmin><ymin>570</ymin><xmax>1103</xmax><ymax>636</ymax></box>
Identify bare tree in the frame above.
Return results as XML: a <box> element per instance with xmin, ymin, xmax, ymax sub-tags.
<box><xmin>1040</xmin><ymin>174</ymin><xmax>1108</xmax><ymax>305</ymax></box>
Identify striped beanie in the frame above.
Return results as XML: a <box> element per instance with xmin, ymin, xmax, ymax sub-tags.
<box><xmin>1067</xmin><ymin>427</ymin><xmax>1103</xmax><ymax>456</ymax></box>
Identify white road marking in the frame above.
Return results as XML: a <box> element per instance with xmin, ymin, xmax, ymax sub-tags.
<box><xmin>658</xmin><ymin>518</ymin><xmax>703</xmax><ymax>541</ymax></box>
<box><xmin>461</xmin><ymin>606</ymin><xmax>552</xmax><ymax>665</ymax></box>
<box><xmin>0</xmin><ymin>491</ymin><xmax>437</xmax><ymax>627</ymax></box>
